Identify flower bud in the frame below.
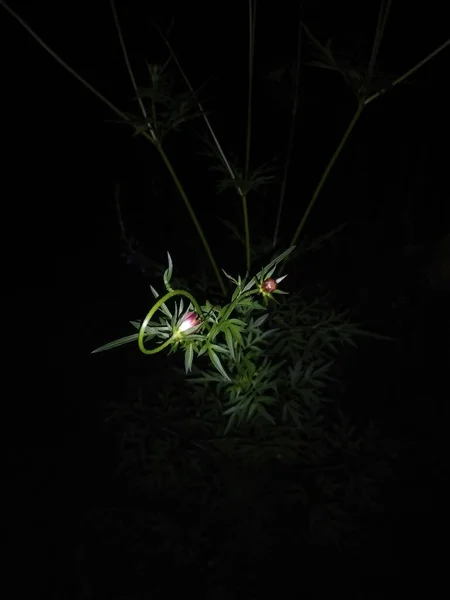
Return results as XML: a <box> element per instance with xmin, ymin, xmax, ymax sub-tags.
<box><xmin>261</xmin><ymin>278</ymin><xmax>278</xmax><ymax>293</ymax></box>
<box><xmin>179</xmin><ymin>311</ymin><xmax>201</xmax><ymax>333</ymax></box>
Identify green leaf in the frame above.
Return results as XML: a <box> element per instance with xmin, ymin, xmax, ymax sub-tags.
<box><xmin>222</xmin><ymin>403</ymin><xmax>244</xmax><ymax>416</ymax></box>
<box><xmin>210</xmin><ymin>343</ymin><xmax>229</xmax><ymax>354</ymax></box>
<box><xmin>247</xmin><ymin>402</ymin><xmax>258</xmax><ymax>420</ymax></box>
<box><xmin>224</xmin><ymin>327</ymin><xmax>235</xmax><ymax>361</ymax></box>
<box><xmin>229</xmin><ymin>326</ymin><xmax>244</xmax><ymax>348</ymax></box>
<box><xmin>163</xmin><ymin>251</ymin><xmax>173</xmax><ymax>291</ymax></box>
<box><xmin>231</xmin><ymin>285</ymin><xmax>242</xmax><ymax>302</ymax></box>
<box><xmin>227</xmin><ymin>318</ymin><xmax>246</xmax><ymax>328</ymax></box>
<box><xmin>255</xmin><ymin>395</ymin><xmax>276</xmax><ymax>405</ymax></box>
<box><xmin>242</xmin><ymin>276</ymin><xmax>258</xmax><ymax>293</ymax></box>
<box><xmin>256</xmin><ymin>246</ymin><xmax>295</xmax><ymax>281</ymax></box>
<box><xmin>184</xmin><ymin>343</ymin><xmax>194</xmax><ymax>373</ymax></box>
<box><xmin>253</xmin><ymin>314</ymin><xmax>268</xmax><ymax>327</ymax></box>
<box><xmin>92</xmin><ymin>333</ymin><xmax>140</xmax><ymax>353</ymax></box>
<box><xmin>158</xmin><ymin>301</ymin><xmax>173</xmax><ymax>319</ymax></box>
<box><xmin>130</xmin><ymin>320</ymin><xmax>169</xmax><ymax>336</ymax></box>
<box><xmin>222</xmin><ymin>269</ymin><xmax>238</xmax><ymax>285</ymax></box>
<box><xmin>224</xmin><ymin>412</ymin><xmax>239</xmax><ymax>435</ymax></box>
<box><xmin>256</xmin><ymin>404</ymin><xmax>276</xmax><ymax>424</ymax></box>
<box><xmin>198</xmin><ymin>344</ymin><xmax>209</xmax><ymax>357</ymax></box>
<box><xmin>208</xmin><ymin>347</ymin><xmax>231</xmax><ymax>381</ymax></box>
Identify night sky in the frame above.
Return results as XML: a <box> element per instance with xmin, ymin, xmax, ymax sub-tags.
<box><xmin>3</xmin><ymin>1</ymin><xmax>449</xmax><ymax>597</ymax></box>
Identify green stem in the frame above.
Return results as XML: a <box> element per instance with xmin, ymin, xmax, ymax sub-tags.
<box><xmin>288</xmin><ymin>102</ymin><xmax>364</xmax><ymax>250</ymax></box>
<box><xmin>1</xmin><ymin>1</ymin><xmax>128</xmax><ymax>124</ymax></box>
<box><xmin>242</xmin><ymin>194</ymin><xmax>251</xmax><ymax>273</ymax></box>
<box><xmin>365</xmin><ymin>36</ymin><xmax>450</xmax><ymax>106</ymax></box>
<box><xmin>222</xmin><ymin>288</ymin><xmax>260</xmax><ymax>321</ymax></box>
<box><xmin>110</xmin><ymin>0</ymin><xmax>225</xmax><ymax>296</ymax></box>
<box><xmin>157</xmin><ymin>145</ymin><xmax>227</xmax><ymax>295</ymax></box>
<box><xmin>273</xmin><ymin>16</ymin><xmax>302</xmax><ymax>249</ymax></box>
<box><xmin>138</xmin><ymin>289</ymin><xmax>205</xmax><ymax>354</ymax></box>
<box><xmin>1</xmin><ymin>0</ymin><xmax>226</xmax><ymax>296</ymax></box>
<box><xmin>109</xmin><ymin>0</ymin><xmax>157</xmax><ymax>143</ymax></box>
<box><xmin>243</xmin><ymin>0</ymin><xmax>257</xmax><ymax>272</ymax></box>
<box><xmin>156</xmin><ymin>25</ymin><xmax>253</xmax><ymax>282</ymax></box>
<box><xmin>284</xmin><ymin>35</ymin><xmax>450</xmax><ymax>266</ymax></box>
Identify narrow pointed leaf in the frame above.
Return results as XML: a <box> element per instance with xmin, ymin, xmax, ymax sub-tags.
<box><xmin>150</xmin><ymin>285</ymin><xmax>160</xmax><ymax>299</ymax></box>
<box><xmin>158</xmin><ymin>301</ymin><xmax>172</xmax><ymax>319</ymax></box>
<box><xmin>184</xmin><ymin>343</ymin><xmax>194</xmax><ymax>373</ymax></box>
<box><xmin>256</xmin><ymin>404</ymin><xmax>276</xmax><ymax>424</ymax></box>
<box><xmin>92</xmin><ymin>333</ymin><xmax>140</xmax><ymax>353</ymax></box>
<box><xmin>243</xmin><ymin>276</ymin><xmax>257</xmax><ymax>292</ymax></box>
<box><xmin>224</xmin><ymin>327</ymin><xmax>235</xmax><ymax>361</ymax></box>
<box><xmin>208</xmin><ymin>347</ymin><xmax>231</xmax><ymax>381</ymax></box>
<box><xmin>256</xmin><ymin>246</ymin><xmax>295</xmax><ymax>281</ymax></box>
<box><xmin>163</xmin><ymin>251</ymin><xmax>173</xmax><ymax>290</ymax></box>
<box><xmin>253</xmin><ymin>314</ymin><xmax>269</xmax><ymax>328</ymax></box>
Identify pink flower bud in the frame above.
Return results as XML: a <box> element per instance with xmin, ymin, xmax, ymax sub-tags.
<box><xmin>261</xmin><ymin>278</ymin><xmax>278</xmax><ymax>293</ymax></box>
<box><xmin>179</xmin><ymin>311</ymin><xmax>201</xmax><ymax>333</ymax></box>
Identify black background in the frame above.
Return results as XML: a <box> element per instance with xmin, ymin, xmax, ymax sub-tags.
<box><xmin>2</xmin><ymin>1</ymin><xmax>449</xmax><ymax>597</ymax></box>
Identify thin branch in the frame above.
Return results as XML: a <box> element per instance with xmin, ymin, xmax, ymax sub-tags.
<box><xmin>365</xmin><ymin>37</ymin><xmax>450</xmax><ymax>105</ymax></box>
<box><xmin>155</xmin><ymin>24</ymin><xmax>244</xmax><ymax>198</ymax></box>
<box><xmin>1</xmin><ymin>0</ymin><xmax>128</xmax><ymax>124</ymax></box>
<box><xmin>273</xmin><ymin>16</ymin><xmax>303</xmax><ymax>249</ymax></box>
<box><xmin>366</xmin><ymin>0</ymin><xmax>392</xmax><ymax>84</ymax></box>
<box><xmin>109</xmin><ymin>0</ymin><xmax>157</xmax><ymax>142</ymax></box>
<box><xmin>1</xmin><ymin>0</ymin><xmax>227</xmax><ymax>295</ymax></box>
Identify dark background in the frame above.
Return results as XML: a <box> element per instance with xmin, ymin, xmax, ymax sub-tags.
<box><xmin>2</xmin><ymin>1</ymin><xmax>449</xmax><ymax>597</ymax></box>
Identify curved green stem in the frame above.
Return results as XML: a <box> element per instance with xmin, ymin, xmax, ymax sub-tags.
<box><xmin>138</xmin><ymin>289</ymin><xmax>205</xmax><ymax>355</ymax></box>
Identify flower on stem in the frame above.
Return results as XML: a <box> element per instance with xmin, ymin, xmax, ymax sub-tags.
<box><xmin>178</xmin><ymin>311</ymin><xmax>202</xmax><ymax>333</ymax></box>
<box><xmin>259</xmin><ymin>275</ymin><xmax>288</xmax><ymax>305</ymax></box>
<box><xmin>261</xmin><ymin>278</ymin><xmax>278</xmax><ymax>293</ymax></box>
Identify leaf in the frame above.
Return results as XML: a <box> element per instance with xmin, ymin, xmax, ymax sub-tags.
<box><xmin>222</xmin><ymin>269</ymin><xmax>238</xmax><ymax>285</ymax></box>
<box><xmin>224</xmin><ymin>412</ymin><xmax>239</xmax><ymax>435</ymax></box>
<box><xmin>210</xmin><ymin>343</ymin><xmax>229</xmax><ymax>355</ymax></box>
<box><xmin>224</xmin><ymin>327</ymin><xmax>235</xmax><ymax>361</ymax></box>
<box><xmin>208</xmin><ymin>347</ymin><xmax>231</xmax><ymax>381</ymax></box>
<box><xmin>246</xmin><ymin>402</ymin><xmax>258</xmax><ymax>420</ymax></box>
<box><xmin>256</xmin><ymin>404</ymin><xmax>276</xmax><ymax>424</ymax></box>
<box><xmin>231</xmin><ymin>285</ymin><xmax>241</xmax><ymax>302</ymax></box>
<box><xmin>243</xmin><ymin>276</ymin><xmax>258</xmax><ymax>293</ymax></box>
<box><xmin>227</xmin><ymin>318</ymin><xmax>246</xmax><ymax>328</ymax></box>
<box><xmin>163</xmin><ymin>251</ymin><xmax>173</xmax><ymax>291</ymax></box>
<box><xmin>150</xmin><ymin>285</ymin><xmax>160</xmax><ymax>299</ymax></box>
<box><xmin>91</xmin><ymin>333</ymin><xmax>140</xmax><ymax>353</ymax></box>
<box><xmin>253</xmin><ymin>314</ymin><xmax>269</xmax><ymax>327</ymax></box>
<box><xmin>184</xmin><ymin>343</ymin><xmax>194</xmax><ymax>373</ymax></box>
<box><xmin>222</xmin><ymin>403</ymin><xmax>244</xmax><ymax>416</ymax></box>
<box><xmin>268</xmin><ymin>245</ymin><xmax>296</xmax><ymax>268</ymax></box>
<box><xmin>129</xmin><ymin>320</ymin><xmax>167</xmax><ymax>335</ymax></box>
<box><xmin>157</xmin><ymin>301</ymin><xmax>173</xmax><ymax>319</ymax></box>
